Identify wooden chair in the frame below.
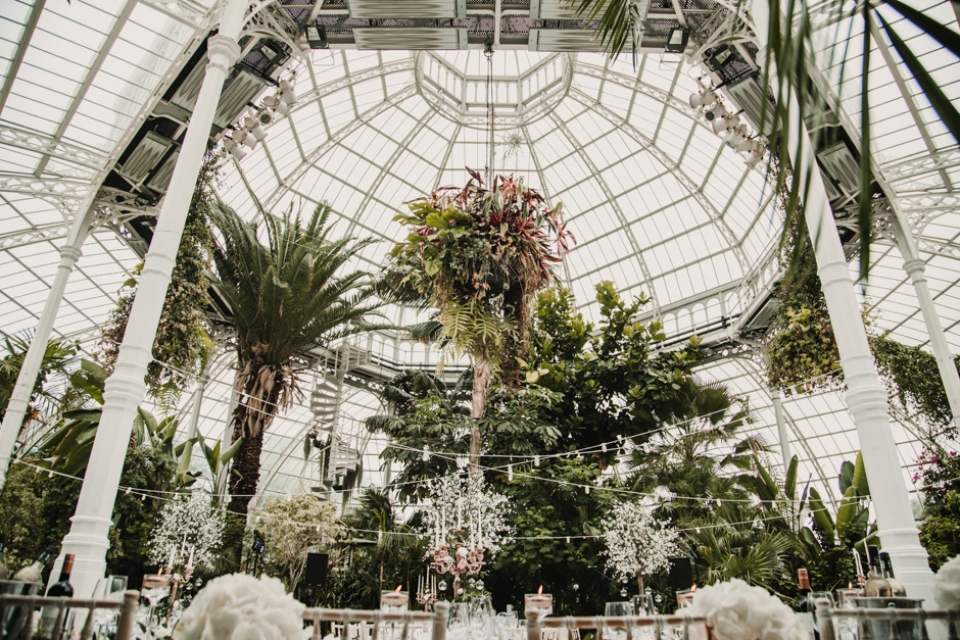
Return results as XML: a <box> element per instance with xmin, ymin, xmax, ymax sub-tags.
<box><xmin>815</xmin><ymin>598</ymin><xmax>960</xmax><ymax>640</ymax></box>
<box><xmin>304</xmin><ymin>603</ymin><xmax>451</xmax><ymax>640</ymax></box>
<box><xmin>525</xmin><ymin>609</ymin><xmax>709</xmax><ymax>640</ymax></box>
<box><xmin>0</xmin><ymin>589</ymin><xmax>139</xmax><ymax>640</ymax></box>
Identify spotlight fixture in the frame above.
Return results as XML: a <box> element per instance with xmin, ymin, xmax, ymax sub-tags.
<box><xmin>703</xmin><ymin>108</ymin><xmax>717</xmax><ymax>121</ymax></box>
<box><xmin>279</xmin><ymin>78</ymin><xmax>296</xmax><ymax>106</ymax></box>
<box><xmin>689</xmin><ymin>89</ymin><xmax>717</xmax><ymax>109</ymax></box>
<box><xmin>258</xmin><ymin>110</ymin><xmax>276</xmax><ymax>126</ymax></box>
<box><xmin>725</xmin><ymin>124</ymin><xmax>749</xmax><ymax>145</ymax></box>
<box><xmin>264</xmin><ymin>94</ymin><xmax>289</xmax><ymax>116</ymax></box>
<box><xmin>224</xmin><ymin>138</ymin><xmax>247</xmax><ymax>160</ymax></box>
<box><xmin>712</xmin><ymin>113</ymin><xmax>740</xmax><ymax>134</ymax></box>
<box><xmin>307</xmin><ymin>23</ymin><xmax>328</xmax><ymax>50</ymax></box>
<box><xmin>244</xmin><ymin>116</ymin><xmax>268</xmax><ymax>142</ymax></box>
<box><xmin>665</xmin><ymin>27</ymin><xmax>689</xmax><ymax>53</ymax></box>
<box><xmin>235</xmin><ymin>128</ymin><xmax>258</xmax><ymax>151</ymax></box>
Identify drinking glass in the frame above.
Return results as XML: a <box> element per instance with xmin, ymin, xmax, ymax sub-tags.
<box><xmin>496</xmin><ymin>612</ymin><xmax>518</xmax><ymax>630</ymax></box>
<box><xmin>448</xmin><ymin>603</ymin><xmax>472</xmax><ymax>640</ymax></box>
<box><xmin>470</xmin><ymin>596</ymin><xmax>495</xmax><ymax>640</ymax></box>
<box><xmin>92</xmin><ymin>575</ymin><xmax>129</xmax><ymax>636</ymax></box>
<box><xmin>604</xmin><ymin>602</ymin><xmax>634</xmax><ymax>640</ymax></box>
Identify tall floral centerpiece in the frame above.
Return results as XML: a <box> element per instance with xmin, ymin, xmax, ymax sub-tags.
<box><xmin>601</xmin><ymin>500</ymin><xmax>680</xmax><ymax>594</ymax></box>
<box><xmin>389</xmin><ymin>170</ymin><xmax>573</xmax><ymax>466</ymax></box>
<box><xmin>423</xmin><ymin>473</ymin><xmax>510</xmax><ymax>597</ymax></box>
<box><xmin>149</xmin><ymin>491</ymin><xmax>225</xmax><ymax>574</ymax></box>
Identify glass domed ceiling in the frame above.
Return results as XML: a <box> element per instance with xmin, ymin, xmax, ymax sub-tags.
<box><xmin>220</xmin><ymin>49</ymin><xmax>780</xmax><ymax>333</ymax></box>
<box><xmin>1</xmin><ymin>0</ymin><xmax>958</xmax><ymax>506</ymax></box>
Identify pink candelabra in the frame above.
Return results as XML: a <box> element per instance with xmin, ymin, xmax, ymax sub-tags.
<box><xmin>431</xmin><ymin>543</ymin><xmax>485</xmax><ymax>597</ymax></box>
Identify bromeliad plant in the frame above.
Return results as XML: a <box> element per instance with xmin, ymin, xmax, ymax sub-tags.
<box><xmin>389</xmin><ymin>170</ymin><xmax>573</xmax><ymax>465</ymax></box>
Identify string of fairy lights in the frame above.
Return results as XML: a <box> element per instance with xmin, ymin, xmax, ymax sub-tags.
<box><xmin>14</xmin><ymin>331</ymin><xmax>948</xmax><ymax>545</ymax></box>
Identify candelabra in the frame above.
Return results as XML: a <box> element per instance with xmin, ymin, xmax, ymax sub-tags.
<box><xmin>431</xmin><ymin>543</ymin><xmax>485</xmax><ymax>597</ymax></box>
<box><xmin>415</xmin><ymin>589</ymin><xmax>438</xmax><ymax>610</ymax></box>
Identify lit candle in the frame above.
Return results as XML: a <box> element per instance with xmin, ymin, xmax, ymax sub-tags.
<box><xmin>381</xmin><ymin>585</ymin><xmax>409</xmax><ymax>607</ymax></box>
<box><xmin>168</xmin><ymin>547</ymin><xmax>176</xmax><ymax>569</ymax></box>
<box><xmin>853</xmin><ymin>550</ymin><xmax>863</xmax><ymax>578</ymax></box>
<box><xmin>187</xmin><ymin>546</ymin><xmax>195</xmax><ymax>569</ymax></box>
<box><xmin>525</xmin><ymin>586</ymin><xmax>553</xmax><ymax>617</ymax></box>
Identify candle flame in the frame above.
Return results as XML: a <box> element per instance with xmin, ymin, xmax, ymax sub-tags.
<box><xmin>690</xmin><ymin>584</ymin><xmax>697</xmax><ymax>593</ymax></box>
<box><xmin>395</xmin><ymin>585</ymin><xmax>403</xmax><ymax>593</ymax></box>
<box><xmin>537</xmin><ymin>585</ymin><xmax>543</xmax><ymax>596</ymax></box>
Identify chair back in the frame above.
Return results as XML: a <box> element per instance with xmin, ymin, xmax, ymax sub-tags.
<box><xmin>304</xmin><ymin>602</ymin><xmax>451</xmax><ymax>640</ymax></box>
<box><xmin>525</xmin><ymin>609</ymin><xmax>708</xmax><ymax>640</ymax></box>
<box><xmin>814</xmin><ymin>598</ymin><xmax>960</xmax><ymax>640</ymax></box>
<box><xmin>0</xmin><ymin>589</ymin><xmax>140</xmax><ymax>640</ymax></box>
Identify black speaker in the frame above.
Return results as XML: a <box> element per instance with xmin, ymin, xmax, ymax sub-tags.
<box><xmin>303</xmin><ymin>552</ymin><xmax>328</xmax><ymax>588</ymax></box>
<box><xmin>668</xmin><ymin>557</ymin><xmax>693</xmax><ymax>591</ymax></box>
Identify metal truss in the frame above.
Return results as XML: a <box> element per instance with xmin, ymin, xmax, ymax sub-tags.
<box><xmin>897</xmin><ymin>192</ymin><xmax>960</xmax><ymax>234</ymax></box>
<box><xmin>883</xmin><ymin>148</ymin><xmax>960</xmax><ymax>188</ymax></box>
<box><xmin>262</xmin><ymin>84</ymin><xmax>418</xmax><ymax>210</ymax></box>
<box><xmin>0</xmin><ymin>171</ymin><xmax>91</xmax><ymax>216</ymax></box>
<box><xmin>0</xmin><ymin>124</ymin><xmax>107</xmax><ymax>180</ymax></box>
<box><xmin>566</xmin><ymin>88</ymin><xmax>751</xmax><ymax>274</ymax></box>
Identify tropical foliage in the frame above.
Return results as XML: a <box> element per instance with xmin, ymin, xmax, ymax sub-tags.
<box><xmin>0</xmin><ymin>332</ymin><xmax>77</xmax><ymax>431</ymax></box>
<box><xmin>388</xmin><ymin>171</ymin><xmax>573</xmax><ymax>463</ymax></box>
<box><xmin>32</xmin><ymin>359</ymin><xmax>196</xmax><ymax>487</ymax></box>
<box><xmin>251</xmin><ymin>494</ymin><xmax>342</xmax><ymax>593</ymax></box>
<box><xmin>208</xmin><ymin>201</ymin><xmax>382</xmax><ymax>522</ymax></box>
<box><xmin>99</xmin><ymin>151</ymin><xmax>219</xmax><ymax>406</ymax></box>
<box><xmin>915</xmin><ymin>445</ymin><xmax>960</xmax><ymax>571</ymax></box>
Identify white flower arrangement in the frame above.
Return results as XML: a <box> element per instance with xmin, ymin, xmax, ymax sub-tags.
<box><xmin>150</xmin><ymin>491</ymin><xmax>225</xmax><ymax>572</ymax></box>
<box><xmin>933</xmin><ymin>555</ymin><xmax>960</xmax><ymax>610</ymax></box>
<box><xmin>601</xmin><ymin>501</ymin><xmax>679</xmax><ymax>591</ymax></box>
<box><xmin>689</xmin><ymin>579</ymin><xmax>807</xmax><ymax>640</ymax></box>
<box><xmin>423</xmin><ymin>473</ymin><xmax>511</xmax><ymax>554</ymax></box>
<box><xmin>174</xmin><ymin>573</ymin><xmax>307</xmax><ymax>640</ymax></box>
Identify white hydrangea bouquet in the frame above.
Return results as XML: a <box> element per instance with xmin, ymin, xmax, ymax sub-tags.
<box><xmin>174</xmin><ymin>573</ymin><xmax>307</xmax><ymax>640</ymax></box>
<box><xmin>934</xmin><ymin>555</ymin><xmax>960</xmax><ymax>610</ymax></box>
<box><xmin>688</xmin><ymin>579</ymin><xmax>807</xmax><ymax>640</ymax></box>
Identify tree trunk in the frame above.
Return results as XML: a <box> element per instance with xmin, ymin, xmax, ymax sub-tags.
<box><xmin>223</xmin><ymin>362</ymin><xmax>285</xmax><ymax>559</ymax></box>
<box><xmin>500</xmin><ymin>283</ymin><xmax>529</xmax><ymax>389</ymax></box>
<box><xmin>637</xmin><ymin>571</ymin><xmax>645</xmax><ymax>597</ymax></box>
<box><xmin>470</xmin><ymin>357</ymin><xmax>493</xmax><ymax>469</ymax></box>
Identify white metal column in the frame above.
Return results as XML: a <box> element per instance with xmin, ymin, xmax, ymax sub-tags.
<box><xmin>0</xmin><ymin>207</ymin><xmax>95</xmax><ymax>488</ymax></box>
<box><xmin>750</xmin><ymin>0</ymin><xmax>934</xmax><ymax>600</ymax></box>
<box><xmin>58</xmin><ymin>0</ymin><xmax>245</xmax><ymax>599</ymax></box>
<box><xmin>890</xmin><ymin>217</ymin><xmax>960</xmax><ymax>431</ymax></box>
<box><xmin>771</xmin><ymin>388</ymin><xmax>792</xmax><ymax>470</ymax></box>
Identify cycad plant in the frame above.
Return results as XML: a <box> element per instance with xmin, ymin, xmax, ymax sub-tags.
<box><xmin>209</xmin><ymin>202</ymin><xmax>382</xmax><ymax>519</ymax></box>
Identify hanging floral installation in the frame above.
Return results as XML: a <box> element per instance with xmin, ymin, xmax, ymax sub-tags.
<box><xmin>149</xmin><ymin>491</ymin><xmax>225</xmax><ymax>573</ymax></box>
<box><xmin>601</xmin><ymin>500</ymin><xmax>680</xmax><ymax>594</ymax></box>
<box><xmin>389</xmin><ymin>170</ymin><xmax>574</xmax><ymax>465</ymax></box>
<box><xmin>422</xmin><ymin>473</ymin><xmax>511</xmax><ymax>597</ymax></box>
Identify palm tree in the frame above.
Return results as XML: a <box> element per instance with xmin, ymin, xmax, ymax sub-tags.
<box><xmin>209</xmin><ymin>202</ymin><xmax>383</xmax><ymax>521</ymax></box>
<box><xmin>0</xmin><ymin>331</ymin><xmax>77</xmax><ymax>434</ymax></box>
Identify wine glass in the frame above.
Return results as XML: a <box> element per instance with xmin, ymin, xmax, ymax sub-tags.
<box><xmin>448</xmin><ymin>603</ymin><xmax>472</xmax><ymax>640</ymax></box>
<box><xmin>604</xmin><ymin>602</ymin><xmax>634</xmax><ymax>640</ymax></box>
<box><xmin>92</xmin><ymin>575</ymin><xmax>129</xmax><ymax>636</ymax></box>
<box><xmin>470</xmin><ymin>596</ymin><xmax>494</xmax><ymax>640</ymax></box>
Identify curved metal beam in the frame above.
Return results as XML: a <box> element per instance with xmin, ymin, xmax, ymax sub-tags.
<box><xmin>262</xmin><ymin>85</ymin><xmax>417</xmax><ymax>210</ymax></box>
<box><xmin>546</xmin><ymin>111</ymin><xmax>662</xmax><ymax>314</ymax></box>
<box><xmin>567</xmin><ymin>88</ymin><xmax>751</xmax><ymax>274</ymax></box>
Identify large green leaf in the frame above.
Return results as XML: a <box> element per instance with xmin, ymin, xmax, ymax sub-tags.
<box><xmin>852</xmin><ymin>451</ymin><xmax>870</xmax><ymax>497</ymax></box>
<box><xmin>785</xmin><ymin>454</ymin><xmax>799</xmax><ymax>501</ymax></box>
<box><xmin>808</xmin><ymin>487</ymin><xmax>835</xmax><ymax>543</ymax></box>
<box><xmin>839</xmin><ymin>460</ymin><xmax>855</xmax><ymax>495</ymax></box>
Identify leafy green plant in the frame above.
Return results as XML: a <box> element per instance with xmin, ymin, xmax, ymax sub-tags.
<box><xmin>209</xmin><ymin>201</ymin><xmax>382</xmax><ymax>523</ymax></box>
<box><xmin>387</xmin><ymin>170</ymin><xmax>573</xmax><ymax>463</ymax></box>
<box><xmin>33</xmin><ymin>359</ymin><xmax>195</xmax><ymax>485</ymax></box>
<box><xmin>251</xmin><ymin>494</ymin><xmax>343</xmax><ymax>593</ymax></box>
<box><xmin>98</xmin><ymin>152</ymin><xmax>219</xmax><ymax>406</ymax></box>
<box><xmin>0</xmin><ymin>331</ymin><xmax>78</xmax><ymax>429</ymax></box>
